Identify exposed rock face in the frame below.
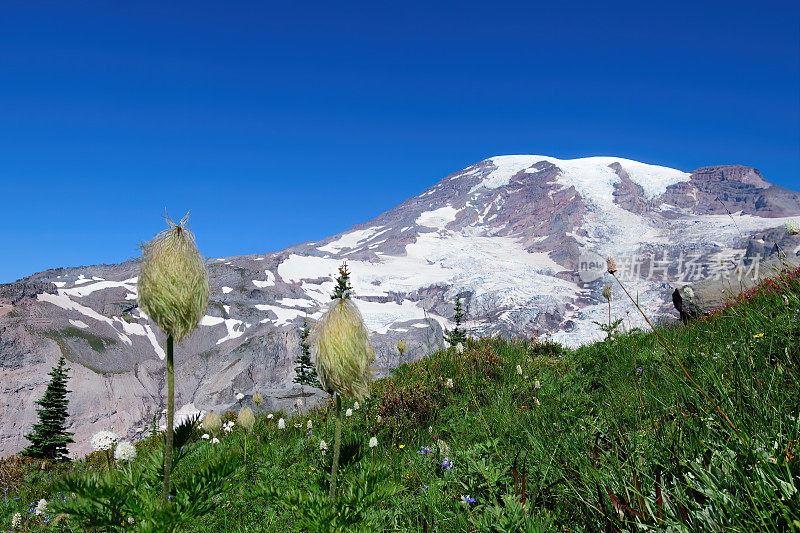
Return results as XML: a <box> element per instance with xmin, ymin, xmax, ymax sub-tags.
<box><xmin>1</xmin><ymin>155</ymin><xmax>799</xmax><ymax>459</ymax></box>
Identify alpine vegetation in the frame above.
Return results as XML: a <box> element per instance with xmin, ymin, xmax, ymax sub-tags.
<box><xmin>136</xmin><ymin>211</ymin><xmax>209</xmax><ymax>507</ymax></box>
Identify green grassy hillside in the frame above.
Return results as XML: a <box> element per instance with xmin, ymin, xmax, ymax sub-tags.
<box><xmin>3</xmin><ymin>264</ymin><xmax>800</xmax><ymax>532</ymax></box>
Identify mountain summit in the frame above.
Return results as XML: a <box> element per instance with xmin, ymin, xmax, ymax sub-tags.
<box><xmin>2</xmin><ymin>155</ymin><xmax>799</xmax><ymax>458</ymax></box>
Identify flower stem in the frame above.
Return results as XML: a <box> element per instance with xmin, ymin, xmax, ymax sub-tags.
<box><xmin>329</xmin><ymin>393</ymin><xmax>342</xmax><ymax>501</ymax></box>
<box><xmin>161</xmin><ymin>334</ymin><xmax>174</xmax><ymax>508</ymax></box>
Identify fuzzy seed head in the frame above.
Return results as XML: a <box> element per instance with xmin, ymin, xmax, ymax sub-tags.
<box><xmin>684</xmin><ymin>287</ymin><xmax>695</xmax><ymax>299</ymax></box>
<box><xmin>137</xmin><ymin>212</ymin><xmax>209</xmax><ymax>343</ymax></box>
<box><xmin>202</xmin><ymin>410</ymin><xmax>222</xmax><ymax>435</ymax></box>
<box><xmin>311</xmin><ymin>297</ymin><xmax>375</xmax><ymax>401</ymax></box>
<box><xmin>602</xmin><ymin>285</ymin><xmax>612</xmax><ymax>300</ymax></box>
<box><xmin>786</xmin><ymin>220</ymin><xmax>800</xmax><ymax>236</ymax></box>
<box><xmin>397</xmin><ymin>340</ymin><xmax>407</xmax><ymax>354</ymax></box>
<box><xmin>278</xmin><ymin>418</ymin><xmax>285</xmax><ymax>429</ymax></box>
<box><xmin>238</xmin><ymin>407</ymin><xmax>255</xmax><ymax>433</ymax></box>
<box><xmin>253</xmin><ymin>392</ymin><xmax>263</xmax><ymax>405</ymax></box>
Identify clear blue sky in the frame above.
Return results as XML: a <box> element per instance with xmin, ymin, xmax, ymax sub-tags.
<box><xmin>1</xmin><ymin>1</ymin><xmax>798</xmax><ymax>284</ymax></box>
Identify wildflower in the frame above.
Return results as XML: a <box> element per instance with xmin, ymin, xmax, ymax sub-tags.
<box><xmin>311</xmin><ymin>297</ymin><xmax>375</xmax><ymax>402</ymax></box>
<box><xmin>446</xmin><ymin>378</ymin><xmax>453</xmax><ymax>389</ymax></box>
<box><xmin>202</xmin><ymin>411</ymin><xmax>221</xmax><ymax>436</ymax></box>
<box><xmin>128</xmin><ymin>517</ymin><xmax>135</xmax><ymax>525</ymax></box>
<box><xmin>211</xmin><ymin>437</ymin><xmax>220</xmax><ymax>444</ymax></box>
<box><xmin>223</xmin><ymin>421</ymin><xmax>234</xmax><ymax>434</ymax></box>
<box><xmin>35</xmin><ymin>499</ymin><xmax>47</xmax><ymax>516</ymax></box>
<box><xmin>253</xmin><ymin>392</ymin><xmax>263</xmax><ymax>406</ymax></box>
<box><xmin>114</xmin><ymin>441</ymin><xmax>137</xmax><ymax>462</ymax></box>
<box><xmin>296</xmin><ymin>398</ymin><xmax>304</xmax><ymax>408</ymax></box>
<box><xmin>684</xmin><ymin>286</ymin><xmax>695</xmax><ymax>299</ymax></box>
<box><xmin>456</xmin><ymin>343</ymin><xmax>464</xmax><ymax>354</ymax></box>
<box><xmin>236</xmin><ymin>392</ymin><xmax>245</xmax><ymax>402</ymax></box>
<box><xmin>441</xmin><ymin>457</ymin><xmax>454</xmax><ymax>471</ymax></box>
<box><xmin>369</xmin><ymin>437</ymin><xmax>378</xmax><ymax>448</ymax></box>
<box><xmin>437</xmin><ymin>439</ymin><xmax>450</xmax><ymax>456</ymax></box>
<box><xmin>238</xmin><ymin>407</ymin><xmax>255</xmax><ymax>433</ymax></box>
<box><xmin>421</xmin><ymin>485</ymin><xmax>429</xmax><ymax>493</ymax></box>
<box><xmin>353</xmin><ymin>401</ymin><xmax>360</xmax><ymax>411</ymax></box>
<box><xmin>602</xmin><ymin>285</ymin><xmax>612</xmax><ymax>300</ymax></box>
<box><xmin>461</xmin><ymin>495</ymin><xmax>475</xmax><ymax>505</ymax></box>
<box><xmin>267</xmin><ymin>413</ymin><xmax>274</xmax><ymax>419</ymax></box>
<box><xmin>376</xmin><ymin>415</ymin><xmax>382</xmax><ymax>424</ymax></box>
<box><xmin>534</xmin><ymin>380</ymin><xmax>541</xmax><ymax>389</ymax></box>
<box><xmin>90</xmin><ymin>431</ymin><xmax>118</xmax><ymax>452</ymax></box>
<box><xmin>307</xmin><ymin>419</ymin><xmax>313</xmax><ymax>429</ymax></box>
<box><xmin>753</xmin><ymin>333</ymin><xmax>764</xmax><ymax>338</ymax></box>
<box><xmin>534</xmin><ymin>398</ymin><xmax>541</xmax><ymax>406</ymax></box>
<box><xmin>346</xmin><ymin>408</ymin><xmax>353</xmax><ymax>417</ymax></box>
<box><xmin>606</xmin><ymin>257</ymin><xmax>617</xmax><ymax>275</ymax></box>
<box><xmin>294</xmin><ymin>422</ymin><xmax>303</xmax><ymax>429</ymax></box>
<box><xmin>278</xmin><ymin>418</ymin><xmax>285</xmax><ymax>430</ymax></box>
<box><xmin>428</xmin><ymin>426</ymin><xmax>432</xmax><ymax>434</ymax></box>
<box><xmin>320</xmin><ymin>440</ymin><xmax>328</xmax><ymax>452</ymax></box>
<box><xmin>786</xmin><ymin>220</ymin><xmax>800</xmax><ymax>235</ymax></box>
<box><xmin>516</xmin><ymin>364</ymin><xmax>522</xmax><ymax>375</ymax></box>
<box><xmin>399</xmin><ymin>444</ymin><xmax>405</xmax><ymax>449</ymax></box>
<box><xmin>418</xmin><ymin>446</ymin><xmax>431</xmax><ymax>455</ymax></box>
<box><xmin>11</xmin><ymin>511</ymin><xmax>21</xmax><ymax>529</ymax></box>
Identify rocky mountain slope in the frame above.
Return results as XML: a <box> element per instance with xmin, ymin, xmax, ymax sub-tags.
<box><xmin>2</xmin><ymin>155</ymin><xmax>799</xmax><ymax>459</ymax></box>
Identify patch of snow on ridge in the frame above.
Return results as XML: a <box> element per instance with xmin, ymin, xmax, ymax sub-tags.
<box><xmin>199</xmin><ymin>315</ymin><xmax>247</xmax><ymax>345</ymax></box>
<box><xmin>416</xmin><ymin>206</ymin><xmax>459</xmax><ymax>228</ymax></box>
<box><xmin>317</xmin><ymin>226</ymin><xmax>387</xmax><ymax>253</ymax></box>
<box><xmin>69</xmin><ymin>319</ymin><xmax>89</xmax><ymax>329</ymax></box>
<box><xmin>256</xmin><ymin>304</ymin><xmax>322</xmax><ymax>326</ymax></box>
<box><xmin>253</xmin><ymin>270</ymin><xmax>275</xmax><ymax>288</ymax></box>
<box><xmin>468</xmin><ymin>155</ymin><xmax>538</xmax><ymax>194</ymax></box>
<box><xmin>61</xmin><ymin>279</ymin><xmax>138</xmax><ymax>298</ymax></box>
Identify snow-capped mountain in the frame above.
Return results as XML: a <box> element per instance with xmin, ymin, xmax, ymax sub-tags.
<box><xmin>2</xmin><ymin>155</ymin><xmax>799</xmax><ymax>459</ymax></box>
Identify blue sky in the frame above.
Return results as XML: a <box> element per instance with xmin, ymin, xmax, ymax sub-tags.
<box><xmin>1</xmin><ymin>1</ymin><xmax>798</xmax><ymax>284</ymax></box>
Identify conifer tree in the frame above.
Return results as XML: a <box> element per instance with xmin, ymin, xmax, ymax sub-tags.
<box><xmin>444</xmin><ymin>295</ymin><xmax>468</xmax><ymax>347</ymax></box>
<box><xmin>330</xmin><ymin>262</ymin><xmax>353</xmax><ymax>300</ymax></box>
<box><xmin>295</xmin><ymin>319</ymin><xmax>322</xmax><ymax>391</ymax></box>
<box><xmin>21</xmin><ymin>355</ymin><xmax>74</xmax><ymax>461</ymax></box>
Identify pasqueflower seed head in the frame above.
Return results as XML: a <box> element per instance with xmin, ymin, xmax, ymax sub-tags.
<box><xmin>602</xmin><ymin>285</ymin><xmax>612</xmax><ymax>300</ymax></box>
<box><xmin>278</xmin><ymin>418</ymin><xmax>285</xmax><ymax>430</ymax></box>
<box><xmin>202</xmin><ymin>410</ymin><xmax>222</xmax><ymax>435</ymax></box>
<box><xmin>238</xmin><ymin>407</ymin><xmax>255</xmax><ymax>433</ymax></box>
<box><xmin>369</xmin><ymin>436</ymin><xmax>378</xmax><ymax>448</ymax></box>
<box><xmin>137</xmin><ymin>211</ymin><xmax>209</xmax><ymax>343</ymax></box>
<box><xmin>253</xmin><ymin>392</ymin><xmax>263</xmax><ymax>405</ymax></box>
<box><xmin>311</xmin><ymin>297</ymin><xmax>375</xmax><ymax>401</ymax></box>
<box><xmin>397</xmin><ymin>340</ymin><xmax>407</xmax><ymax>354</ymax></box>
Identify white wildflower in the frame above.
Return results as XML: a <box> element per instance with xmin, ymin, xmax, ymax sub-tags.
<box><xmin>236</xmin><ymin>392</ymin><xmax>245</xmax><ymax>401</ymax></box>
<box><xmin>369</xmin><ymin>436</ymin><xmax>378</xmax><ymax>448</ymax></box>
<box><xmin>534</xmin><ymin>380</ymin><xmax>541</xmax><ymax>389</ymax></box>
<box><xmin>786</xmin><ymin>220</ymin><xmax>800</xmax><ymax>235</ymax></box>
<box><xmin>90</xmin><ymin>431</ymin><xmax>119</xmax><ymax>452</ymax></box>
<box><xmin>278</xmin><ymin>418</ymin><xmax>285</xmax><ymax>430</ymax></box>
<box><xmin>446</xmin><ymin>378</ymin><xmax>454</xmax><ymax>389</ymax></box>
<box><xmin>346</xmin><ymin>408</ymin><xmax>353</xmax><ymax>417</ymax></box>
<box><xmin>127</xmin><ymin>517</ymin><xmax>135</xmax><ymax>525</ymax></box>
<box><xmin>201</xmin><ymin>433</ymin><xmax>210</xmax><ymax>440</ymax></box>
<box><xmin>35</xmin><ymin>499</ymin><xmax>47</xmax><ymax>516</ymax></box>
<box><xmin>534</xmin><ymin>397</ymin><xmax>541</xmax><ymax>406</ymax></box>
<box><xmin>684</xmin><ymin>287</ymin><xmax>695</xmax><ymax>299</ymax></box>
<box><xmin>307</xmin><ymin>419</ymin><xmax>313</xmax><ymax>429</ymax></box>
<box><xmin>267</xmin><ymin>413</ymin><xmax>274</xmax><ymax>419</ymax></box>
<box><xmin>211</xmin><ymin>437</ymin><xmax>220</xmax><ymax>444</ymax></box>
<box><xmin>516</xmin><ymin>364</ymin><xmax>522</xmax><ymax>376</ymax></box>
<box><xmin>376</xmin><ymin>415</ymin><xmax>382</xmax><ymax>423</ymax></box>
<box><xmin>353</xmin><ymin>401</ymin><xmax>360</xmax><ymax>411</ymax></box>
<box><xmin>455</xmin><ymin>343</ymin><xmax>464</xmax><ymax>354</ymax></box>
<box><xmin>114</xmin><ymin>441</ymin><xmax>137</xmax><ymax>462</ymax></box>
<box><xmin>11</xmin><ymin>512</ymin><xmax>21</xmax><ymax>529</ymax></box>
<box><xmin>320</xmin><ymin>440</ymin><xmax>328</xmax><ymax>451</ymax></box>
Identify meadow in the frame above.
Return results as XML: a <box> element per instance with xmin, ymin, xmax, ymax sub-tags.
<box><xmin>2</xmin><ymin>263</ymin><xmax>799</xmax><ymax>532</ymax></box>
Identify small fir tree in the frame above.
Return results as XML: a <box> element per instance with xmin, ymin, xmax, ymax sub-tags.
<box><xmin>21</xmin><ymin>355</ymin><xmax>74</xmax><ymax>461</ymax></box>
<box><xmin>444</xmin><ymin>295</ymin><xmax>468</xmax><ymax>347</ymax></box>
<box><xmin>295</xmin><ymin>319</ymin><xmax>322</xmax><ymax>391</ymax></box>
<box><xmin>330</xmin><ymin>262</ymin><xmax>353</xmax><ymax>300</ymax></box>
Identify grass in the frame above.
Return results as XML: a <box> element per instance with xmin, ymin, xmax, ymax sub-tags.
<box><xmin>3</xmin><ymin>264</ymin><xmax>800</xmax><ymax>531</ymax></box>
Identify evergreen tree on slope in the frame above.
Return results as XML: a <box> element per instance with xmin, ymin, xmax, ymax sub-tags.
<box><xmin>295</xmin><ymin>319</ymin><xmax>322</xmax><ymax>391</ymax></box>
<box><xmin>444</xmin><ymin>295</ymin><xmax>468</xmax><ymax>347</ymax></box>
<box><xmin>21</xmin><ymin>355</ymin><xmax>74</xmax><ymax>461</ymax></box>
